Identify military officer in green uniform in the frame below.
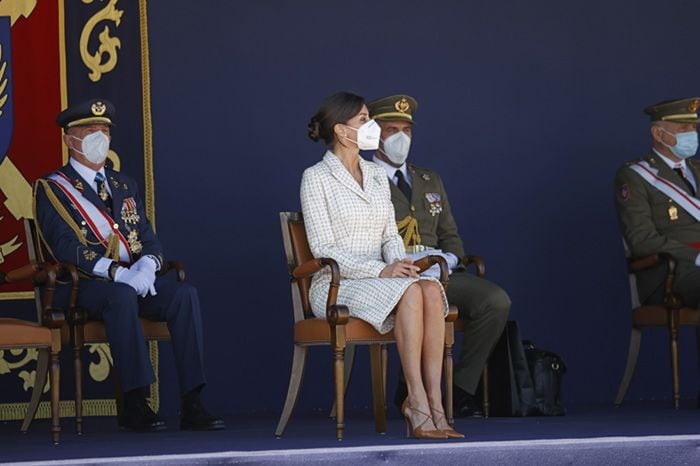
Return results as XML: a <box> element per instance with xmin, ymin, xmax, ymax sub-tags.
<box><xmin>615</xmin><ymin>97</ymin><xmax>700</xmax><ymax>307</ymax></box>
<box><xmin>367</xmin><ymin>94</ymin><xmax>511</xmax><ymax>416</ymax></box>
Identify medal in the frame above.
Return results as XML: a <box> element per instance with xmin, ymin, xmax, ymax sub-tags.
<box><xmin>669</xmin><ymin>205</ymin><xmax>679</xmax><ymax>221</ymax></box>
<box><xmin>120</xmin><ymin>197</ymin><xmax>140</xmax><ymax>224</ymax></box>
<box><xmin>98</xmin><ymin>183</ymin><xmax>109</xmax><ymax>202</ymax></box>
<box><xmin>127</xmin><ymin>230</ymin><xmax>143</xmax><ymax>254</ymax></box>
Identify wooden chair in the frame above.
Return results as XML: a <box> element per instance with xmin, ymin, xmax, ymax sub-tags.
<box><xmin>615</xmin><ymin>250</ymin><xmax>700</xmax><ymax>409</ymax></box>
<box><xmin>0</xmin><ymin>262</ymin><xmax>67</xmax><ymax>444</ymax></box>
<box><xmin>25</xmin><ymin>218</ymin><xmax>179</xmax><ymax>433</ymax></box>
<box><xmin>275</xmin><ymin>212</ymin><xmax>458</xmax><ymax>440</ymax></box>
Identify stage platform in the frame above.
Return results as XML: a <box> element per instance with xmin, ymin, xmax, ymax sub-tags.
<box><xmin>2</xmin><ymin>402</ymin><xmax>700</xmax><ymax>465</ymax></box>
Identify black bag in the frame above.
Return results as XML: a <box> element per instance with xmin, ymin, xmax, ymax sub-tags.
<box><xmin>523</xmin><ymin>340</ymin><xmax>567</xmax><ymax>416</ymax></box>
<box><xmin>486</xmin><ymin>321</ymin><xmax>566</xmax><ymax>417</ymax></box>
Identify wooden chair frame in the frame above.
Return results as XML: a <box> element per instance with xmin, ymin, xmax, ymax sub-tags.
<box><xmin>1</xmin><ymin>262</ymin><xmax>69</xmax><ymax>444</ymax></box>
<box><xmin>615</xmin><ymin>250</ymin><xmax>700</xmax><ymax>409</ymax></box>
<box><xmin>275</xmin><ymin>211</ymin><xmax>457</xmax><ymax>440</ymax></box>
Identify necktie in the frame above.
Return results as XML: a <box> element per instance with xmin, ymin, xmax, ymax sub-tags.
<box><xmin>673</xmin><ymin>167</ymin><xmax>695</xmax><ymax>196</ymax></box>
<box><xmin>94</xmin><ymin>172</ymin><xmax>113</xmax><ymax>214</ymax></box>
<box><xmin>395</xmin><ymin>170</ymin><xmax>412</xmax><ymax>201</ymax></box>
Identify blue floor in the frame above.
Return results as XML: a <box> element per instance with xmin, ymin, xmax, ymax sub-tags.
<box><xmin>2</xmin><ymin>402</ymin><xmax>700</xmax><ymax>463</ymax></box>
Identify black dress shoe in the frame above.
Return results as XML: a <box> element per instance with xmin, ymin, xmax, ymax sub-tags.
<box><xmin>181</xmin><ymin>397</ymin><xmax>225</xmax><ymax>431</ymax></box>
<box><xmin>453</xmin><ymin>386</ymin><xmax>484</xmax><ymax>418</ymax></box>
<box><xmin>119</xmin><ymin>397</ymin><xmax>167</xmax><ymax>432</ymax></box>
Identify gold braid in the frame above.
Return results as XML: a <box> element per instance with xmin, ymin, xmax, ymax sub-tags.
<box><xmin>396</xmin><ymin>215</ymin><xmax>421</xmax><ymax>248</ymax></box>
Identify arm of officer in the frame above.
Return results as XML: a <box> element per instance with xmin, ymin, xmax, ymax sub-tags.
<box><xmin>433</xmin><ymin>175</ymin><xmax>465</xmax><ymax>268</ymax></box>
<box><xmin>34</xmin><ymin>180</ymin><xmax>105</xmax><ymax>276</ymax></box>
<box><xmin>301</xmin><ymin>167</ymin><xmax>387</xmax><ymax>279</ymax></box>
<box><xmin>615</xmin><ymin>166</ymin><xmax>699</xmax><ymax>263</ymax></box>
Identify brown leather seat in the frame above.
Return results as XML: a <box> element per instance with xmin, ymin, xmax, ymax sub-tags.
<box><xmin>275</xmin><ymin>211</ymin><xmax>457</xmax><ymax>440</ymax></box>
<box><xmin>0</xmin><ymin>263</ymin><xmax>66</xmax><ymax>445</ymax></box>
<box><xmin>615</xmin><ymin>248</ymin><xmax>700</xmax><ymax>409</ymax></box>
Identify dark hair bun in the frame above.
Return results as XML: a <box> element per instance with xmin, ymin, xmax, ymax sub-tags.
<box><xmin>308</xmin><ymin>118</ymin><xmax>321</xmax><ymax>142</ymax></box>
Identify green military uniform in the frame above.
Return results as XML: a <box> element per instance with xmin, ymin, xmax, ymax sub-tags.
<box><xmin>369</xmin><ymin>95</ymin><xmax>510</xmax><ymax>396</ymax></box>
<box><xmin>615</xmin><ymin>97</ymin><xmax>700</xmax><ymax>307</ymax></box>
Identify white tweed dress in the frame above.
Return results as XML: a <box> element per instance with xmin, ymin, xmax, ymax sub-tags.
<box><xmin>300</xmin><ymin>151</ymin><xmax>448</xmax><ymax>334</ymax></box>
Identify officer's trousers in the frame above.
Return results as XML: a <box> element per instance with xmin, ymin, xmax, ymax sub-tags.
<box><xmin>72</xmin><ymin>276</ymin><xmax>207</xmax><ymax>394</ymax></box>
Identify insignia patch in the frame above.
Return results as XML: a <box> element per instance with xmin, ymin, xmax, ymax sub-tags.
<box><xmin>425</xmin><ymin>192</ymin><xmax>441</xmax><ymax>203</ymax></box>
<box><xmin>111</xmin><ymin>178</ymin><xmax>119</xmax><ymax>188</ymax></box>
<box><xmin>121</xmin><ymin>197</ymin><xmax>140</xmax><ymax>224</ymax></box>
<box><xmin>421</xmin><ymin>173</ymin><xmax>430</xmax><ymax>181</ymax></box>
<box><xmin>82</xmin><ymin>249</ymin><xmax>97</xmax><ymax>261</ymax></box>
<box><xmin>669</xmin><ymin>205</ymin><xmax>679</xmax><ymax>221</ymax></box>
<box><xmin>619</xmin><ymin>183</ymin><xmax>630</xmax><ymax>202</ymax></box>
<box><xmin>91</xmin><ymin>101</ymin><xmax>106</xmax><ymax>116</ymax></box>
<box><xmin>73</xmin><ymin>179</ymin><xmax>84</xmax><ymax>192</ymax></box>
<box><xmin>689</xmin><ymin>100</ymin><xmax>699</xmax><ymax>113</ymax></box>
<box><xmin>395</xmin><ymin>97</ymin><xmax>410</xmax><ymax>113</ymax></box>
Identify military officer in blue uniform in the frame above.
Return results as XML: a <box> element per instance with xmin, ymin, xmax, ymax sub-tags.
<box><xmin>367</xmin><ymin>94</ymin><xmax>511</xmax><ymax>417</ymax></box>
<box><xmin>34</xmin><ymin>98</ymin><xmax>224</xmax><ymax>432</ymax></box>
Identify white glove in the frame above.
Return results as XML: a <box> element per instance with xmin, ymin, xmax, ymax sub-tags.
<box><xmin>132</xmin><ymin>256</ymin><xmax>158</xmax><ymax>296</ymax></box>
<box><xmin>114</xmin><ymin>266</ymin><xmax>152</xmax><ymax>298</ymax></box>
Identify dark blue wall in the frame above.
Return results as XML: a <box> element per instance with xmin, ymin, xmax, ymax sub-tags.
<box><xmin>146</xmin><ymin>0</ymin><xmax>700</xmax><ymax>416</ymax></box>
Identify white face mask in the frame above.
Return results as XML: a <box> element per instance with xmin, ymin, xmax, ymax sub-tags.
<box><xmin>380</xmin><ymin>132</ymin><xmax>412</xmax><ymax>165</ymax></box>
<box><xmin>71</xmin><ymin>131</ymin><xmax>110</xmax><ymax>164</ymax></box>
<box><xmin>344</xmin><ymin>119</ymin><xmax>380</xmax><ymax>150</ymax></box>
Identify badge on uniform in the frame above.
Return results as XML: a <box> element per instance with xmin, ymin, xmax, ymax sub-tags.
<box><xmin>73</xmin><ymin>179</ymin><xmax>84</xmax><ymax>192</ymax></box>
<box><xmin>80</xmin><ymin>220</ymin><xmax>88</xmax><ymax>237</ymax></box>
<box><xmin>121</xmin><ymin>197</ymin><xmax>140</xmax><ymax>224</ymax></box>
<box><xmin>127</xmin><ymin>230</ymin><xmax>143</xmax><ymax>254</ymax></box>
<box><xmin>668</xmin><ymin>205</ymin><xmax>679</xmax><ymax>221</ymax></box>
<box><xmin>619</xmin><ymin>183</ymin><xmax>630</xmax><ymax>202</ymax></box>
<box><xmin>425</xmin><ymin>192</ymin><xmax>442</xmax><ymax>216</ymax></box>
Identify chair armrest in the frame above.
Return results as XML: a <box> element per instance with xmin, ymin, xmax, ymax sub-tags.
<box><xmin>414</xmin><ymin>255</ymin><xmax>450</xmax><ymax>289</ymax></box>
<box><xmin>291</xmin><ymin>258</ymin><xmax>341</xmax><ymax>311</ymax></box>
<box><xmin>159</xmin><ymin>260</ymin><xmax>186</xmax><ymax>282</ymax></box>
<box><xmin>461</xmin><ymin>255</ymin><xmax>486</xmax><ymax>278</ymax></box>
<box><xmin>627</xmin><ymin>253</ymin><xmax>674</xmax><ymax>274</ymax></box>
<box><xmin>445</xmin><ymin>304</ymin><xmax>459</xmax><ymax>323</ymax></box>
<box><xmin>0</xmin><ymin>263</ymin><xmax>66</xmax><ymax>329</ymax></box>
<box><xmin>0</xmin><ymin>262</ymin><xmax>42</xmax><ymax>284</ymax></box>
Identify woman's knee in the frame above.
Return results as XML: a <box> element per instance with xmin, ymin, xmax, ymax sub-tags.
<box><xmin>397</xmin><ymin>282</ymin><xmax>423</xmax><ymax>311</ymax></box>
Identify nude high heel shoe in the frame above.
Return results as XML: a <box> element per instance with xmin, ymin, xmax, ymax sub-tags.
<box><xmin>401</xmin><ymin>399</ymin><xmax>448</xmax><ymax>439</ymax></box>
<box><xmin>430</xmin><ymin>407</ymin><xmax>465</xmax><ymax>439</ymax></box>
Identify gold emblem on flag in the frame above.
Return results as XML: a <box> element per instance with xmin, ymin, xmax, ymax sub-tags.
<box><xmin>668</xmin><ymin>205</ymin><xmax>679</xmax><ymax>221</ymax></box>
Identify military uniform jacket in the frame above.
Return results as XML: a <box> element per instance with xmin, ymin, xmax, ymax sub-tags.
<box><xmin>615</xmin><ymin>152</ymin><xmax>700</xmax><ymax>302</ymax></box>
<box><xmin>390</xmin><ymin>164</ymin><xmax>465</xmax><ymax>258</ymax></box>
<box><xmin>34</xmin><ymin>162</ymin><xmax>163</xmax><ymax>276</ymax></box>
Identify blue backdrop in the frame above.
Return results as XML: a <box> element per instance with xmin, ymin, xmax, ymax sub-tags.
<box><xmin>143</xmin><ymin>0</ymin><xmax>700</xmax><ymax>416</ymax></box>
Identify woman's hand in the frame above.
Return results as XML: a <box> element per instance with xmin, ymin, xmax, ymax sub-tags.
<box><xmin>380</xmin><ymin>258</ymin><xmax>420</xmax><ymax>278</ymax></box>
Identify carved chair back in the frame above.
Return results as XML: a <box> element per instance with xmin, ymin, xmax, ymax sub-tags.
<box><xmin>280</xmin><ymin>211</ymin><xmax>315</xmax><ymax>322</ymax></box>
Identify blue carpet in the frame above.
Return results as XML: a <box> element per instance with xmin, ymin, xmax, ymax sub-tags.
<box><xmin>2</xmin><ymin>402</ymin><xmax>700</xmax><ymax>464</ymax></box>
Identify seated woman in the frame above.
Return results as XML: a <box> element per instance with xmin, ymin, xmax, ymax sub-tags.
<box><xmin>301</xmin><ymin>91</ymin><xmax>463</xmax><ymax>439</ymax></box>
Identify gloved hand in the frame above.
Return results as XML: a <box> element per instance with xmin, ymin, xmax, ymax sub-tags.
<box><xmin>114</xmin><ymin>266</ymin><xmax>152</xmax><ymax>298</ymax></box>
<box><xmin>132</xmin><ymin>256</ymin><xmax>158</xmax><ymax>296</ymax></box>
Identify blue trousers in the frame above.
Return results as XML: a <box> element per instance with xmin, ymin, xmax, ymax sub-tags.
<box><xmin>72</xmin><ymin>276</ymin><xmax>207</xmax><ymax>393</ymax></box>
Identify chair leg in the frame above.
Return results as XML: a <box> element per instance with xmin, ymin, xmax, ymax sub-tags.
<box><xmin>21</xmin><ymin>348</ymin><xmax>49</xmax><ymax>433</ymax></box>
<box><xmin>444</xmin><ymin>331</ymin><xmax>454</xmax><ymax>427</ymax></box>
<box><xmin>369</xmin><ymin>344</ymin><xmax>386</xmax><ymax>434</ymax></box>
<box><xmin>330</xmin><ymin>343</ymin><xmax>356</xmax><ymax>419</ymax></box>
<box><xmin>381</xmin><ymin>345</ymin><xmax>388</xmax><ymax>410</ymax></box>
<box><xmin>482</xmin><ymin>365</ymin><xmax>490</xmax><ymax>418</ymax></box>
<box><xmin>50</xmin><ymin>341</ymin><xmax>61</xmax><ymax>445</ymax></box>
<box><xmin>274</xmin><ymin>345</ymin><xmax>307</xmax><ymax>438</ymax></box>
<box><xmin>669</xmin><ymin>314</ymin><xmax>681</xmax><ymax>410</ymax></box>
<box><xmin>614</xmin><ymin>327</ymin><xmax>642</xmax><ymax>406</ymax></box>
<box><xmin>333</xmin><ymin>345</ymin><xmax>345</xmax><ymax>441</ymax></box>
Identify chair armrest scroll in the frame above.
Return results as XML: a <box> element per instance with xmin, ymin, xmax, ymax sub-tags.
<box><xmin>159</xmin><ymin>260</ymin><xmax>186</xmax><ymax>282</ymax></box>
<box><xmin>461</xmin><ymin>255</ymin><xmax>486</xmax><ymax>278</ymax></box>
<box><xmin>414</xmin><ymin>255</ymin><xmax>449</xmax><ymax>289</ymax></box>
<box><xmin>326</xmin><ymin>304</ymin><xmax>349</xmax><ymax>326</ymax></box>
<box><xmin>445</xmin><ymin>304</ymin><xmax>459</xmax><ymax>323</ymax></box>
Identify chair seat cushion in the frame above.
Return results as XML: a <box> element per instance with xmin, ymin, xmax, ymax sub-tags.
<box><xmin>634</xmin><ymin>306</ymin><xmax>700</xmax><ymax>326</ymax></box>
<box><xmin>0</xmin><ymin>318</ymin><xmax>51</xmax><ymax>347</ymax></box>
<box><xmin>83</xmin><ymin>319</ymin><xmax>171</xmax><ymax>343</ymax></box>
<box><xmin>295</xmin><ymin>317</ymin><xmax>395</xmax><ymax>345</ymax></box>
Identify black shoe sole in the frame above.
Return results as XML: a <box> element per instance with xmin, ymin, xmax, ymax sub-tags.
<box><xmin>119</xmin><ymin>422</ymin><xmax>167</xmax><ymax>433</ymax></box>
<box><xmin>180</xmin><ymin>420</ymin><xmax>226</xmax><ymax>431</ymax></box>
